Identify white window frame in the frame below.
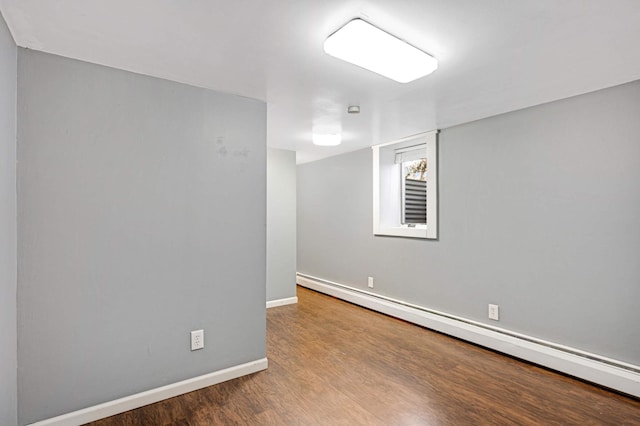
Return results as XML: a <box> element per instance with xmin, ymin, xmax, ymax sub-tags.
<box><xmin>372</xmin><ymin>130</ymin><xmax>438</xmax><ymax>239</ymax></box>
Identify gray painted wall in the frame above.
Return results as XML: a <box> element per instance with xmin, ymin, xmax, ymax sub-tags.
<box><xmin>0</xmin><ymin>11</ymin><xmax>17</xmax><ymax>426</ymax></box>
<box><xmin>266</xmin><ymin>148</ymin><xmax>297</xmax><ymax>302</ymax></box>
<box><xmin>298</xmin><ymin>80</ymin><xmax>640</xmax><ymax>366</ymax></box>
<box><xmin>17</xmin><ymin>50</ymin><xmax>266</xmax><ymax>425</ymax></box>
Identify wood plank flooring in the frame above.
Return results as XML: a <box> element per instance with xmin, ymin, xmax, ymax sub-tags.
<box><xmin>89</xmin><ymin>286</ymin><xmax>640</xmax><ymax>425</ymax></box>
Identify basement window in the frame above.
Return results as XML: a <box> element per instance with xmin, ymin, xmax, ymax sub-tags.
<box><xmin>372</xmin><ymin>131</ymin><xmax>438</xmax><ymax>239</ymax></box>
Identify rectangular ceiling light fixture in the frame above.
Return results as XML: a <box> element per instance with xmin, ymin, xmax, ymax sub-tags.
<box><xmin>312</xmin><ymin>133</ymin><xmax>342</xmax><ymax>146</ymax></box>
<box><xmin>324</xmin><ymin>19</ymin><xmax>438</xmax><ymax>83</ymax></box>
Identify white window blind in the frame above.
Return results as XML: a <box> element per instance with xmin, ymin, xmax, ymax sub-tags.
<box><xmin>403</xmin><ymin>179</ymin><xmax>427</xmax><ymax>224</ymax></box>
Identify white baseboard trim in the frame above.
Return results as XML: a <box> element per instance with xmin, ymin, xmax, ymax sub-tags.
<box><xmin>297</xmin><ymin>273</ymin><xmax>640</xmax><ymax>398</ymax></box>
<box><xmin>266</xmin><ymin>296</ymin><xmax>298</xmax><ymax>308</ymax></box>
<box><xmin>29</xmin><ymin>358</ymin><xmax>269</xmax><ymax>426</ymax></box>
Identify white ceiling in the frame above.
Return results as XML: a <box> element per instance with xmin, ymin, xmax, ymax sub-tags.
<box><xmin>2</xmin><ymin>0</ymin><xmax>640</xmax><ymax>163</ymax></box>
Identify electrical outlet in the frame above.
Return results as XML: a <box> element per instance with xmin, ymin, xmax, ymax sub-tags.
<box><xmin>368</xmin><ymin>276</ymin><xmax>374</xmax><ymax>289</ymax></box>
<box><xmin>488</xmin><ymin>304</ymin><xmax>500</xmax><ymax>321</ymax></box>
<box><xmin>191</xmin><ymin>329</ymin><xmax>204</xmax><ymax>351</ymax></box>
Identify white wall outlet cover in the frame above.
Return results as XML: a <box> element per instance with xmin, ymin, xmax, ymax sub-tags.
<box><xmin>191</xmin><ymin>329</ymin><xmax>204</xmax><ymax>351</ymax></box>
<box><xmin>368</xmin><ymin>277</ymin><xmax>374</xmax><ymax>288</ymax></box>
<box><xmin>488</xmin><ymin>304</ymin><xmax>500</xmax><ymax>321</ymax></box>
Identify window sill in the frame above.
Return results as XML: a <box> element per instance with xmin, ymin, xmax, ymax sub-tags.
<box><xmin>374</xmin><ymin>225</ymin><xmax>430</xmax><ymax>239</ymax></box>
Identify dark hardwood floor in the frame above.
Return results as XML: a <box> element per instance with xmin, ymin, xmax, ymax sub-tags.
<box><xmin>89</xmin><ymin>286</ymin><xmax>640</xmax><ymax>425</ymax></box>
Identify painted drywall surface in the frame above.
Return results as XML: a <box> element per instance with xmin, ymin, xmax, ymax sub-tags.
<box><xmin>17</xmin><ymin>50</ymin><xmax>266</xmax><ymax>425</ymax></box>
<box><xmin>266</xmin><ymin>148</ymin><xmax>297</xmax><ymax>302</ymax></box>
<box><xmin>297</xmin><ymin>80</ymin><xmax>640</xmax><ymax>366</ymax></box>
<box><xmin>0</xmin><ymin>11</ymin><xmax>17</xmax><ymax>426</ymax></box>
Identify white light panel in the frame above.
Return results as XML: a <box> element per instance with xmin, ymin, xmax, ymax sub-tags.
<box><xmin>312</xmin><ymin>134</ymin><xmax>342</xmax><ymax>146</ymax></box>
<box><xmin>324</xmin><ymin>19</ymin><xmax>438</xmax><ymax>83</ymax></box>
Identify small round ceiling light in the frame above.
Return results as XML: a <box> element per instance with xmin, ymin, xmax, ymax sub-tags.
<box><xmin>347</xmin><ymin>105</ymin><xmax>360</xmax><ymax>114</ymax></box>
<box><xmin>312</xmin><ymin>133</ymin><xmax>342</xmax><ymax>146</ymax></box>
